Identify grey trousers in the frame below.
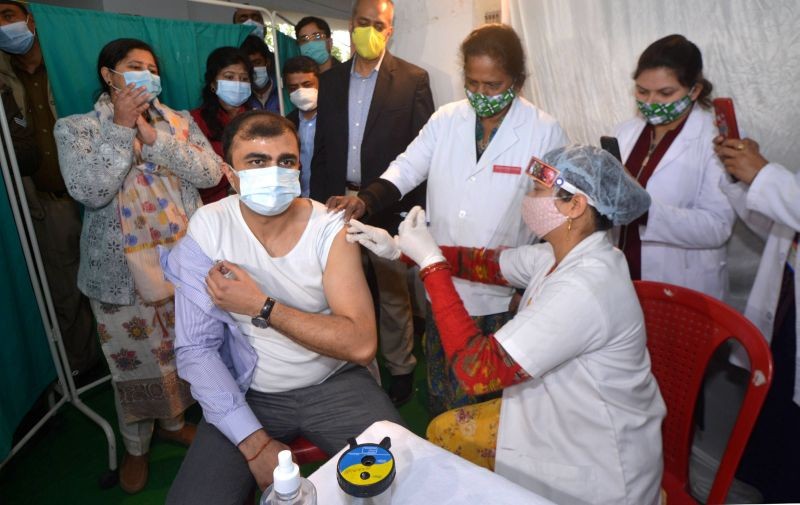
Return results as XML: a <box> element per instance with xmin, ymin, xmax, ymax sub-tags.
<box><xmin>166</xmin><ymin>365</ymin><xmax>404</xmax><ymax>505</ymax></box>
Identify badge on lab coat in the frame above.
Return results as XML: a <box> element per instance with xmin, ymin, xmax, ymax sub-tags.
<box><xmin>493</xmin><ymin>165</ymin><xmax>521</xmax><ymax>175</ymax></box>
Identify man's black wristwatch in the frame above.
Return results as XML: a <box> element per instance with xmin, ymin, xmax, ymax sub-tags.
<box><xmin>251</xmin><ymin>297</ymin><xmax>276</xmax><ymax>329</ymax></box>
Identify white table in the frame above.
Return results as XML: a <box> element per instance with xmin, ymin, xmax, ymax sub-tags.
<box><xmin>309</xmin><ymin>421</ymin><xmax>555</xmax><ymax>504</ymax></box>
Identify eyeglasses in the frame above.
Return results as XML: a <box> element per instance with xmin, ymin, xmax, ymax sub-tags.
<box><xmin>525</xmin><ymin>156</ymin><xmax>596</xmax><ymax>206</ymax></box>
<box><xmin>298</xmin><ymin>32</ymin><xmax>326</xmax><ymax>43</ymax></box>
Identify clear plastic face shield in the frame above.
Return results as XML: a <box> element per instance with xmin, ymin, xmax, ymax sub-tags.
<box><xmin>483</xmin><ymin>159</ymin><xmax>537</xmax><ymax>250</ymax></box>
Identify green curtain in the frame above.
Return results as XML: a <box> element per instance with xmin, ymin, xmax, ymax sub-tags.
<box><xmin>0</xmin><ymin>168</ymin><xmax>54</xmax><ymax>460</ymax></box>
<box><xmin>29</xmin><ymin>3</ymin><xmax>253</xmax><ymax>116</ymax></box>
<box><xmin>276</xmin><ymin>31</ymin><xmax>300</xmax><ymax>116</ymax></box>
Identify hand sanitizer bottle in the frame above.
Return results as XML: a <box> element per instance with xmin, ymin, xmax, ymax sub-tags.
<box><xmin>261</xmin><ymin>450</ymin><xmax>317</xmax><ymax>505</ymax></box>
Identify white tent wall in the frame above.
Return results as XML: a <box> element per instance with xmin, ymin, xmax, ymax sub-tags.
<box><xmin>505</xmin><ymin>0</ymin><xmax>799</xmax><ymax>165</ymax></box>
<box><xmin>391</xmin><ymin>0</ymin><xmax>476</xmax><ymax>107</ymax></box>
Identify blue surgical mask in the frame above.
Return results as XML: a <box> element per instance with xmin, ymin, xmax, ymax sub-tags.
<box><xmin>237</xmin><ymin>166</ymin><xmax>301</xmax><ymax>216</ymax></box>
<box><xmin>112</xmin><ymin>69</ymin><xmax>162</xmax><ymax>99</ymax></box>
<box><xmin>299</xmin><ymin>40</ymin><xmax>330</xmax><ymax>65</ymax></box>
<box><xmin>253</xmin><ymin>66</ymin><xmax>271</xmax><ymax>88</ymax></box>
<box><xmin>0</xmin><ymin>18</ymin><xmax>35</xmax><ymax>55</ymax></box>
<box><xmin>242</xmin><ymin>19</ymin><xmax>265</xmax><ymax>39</ymax></box>
<box><xmin>216</xmin><ymin>80</ymin><xmax>251</xmax><ymax>107</ymax></box>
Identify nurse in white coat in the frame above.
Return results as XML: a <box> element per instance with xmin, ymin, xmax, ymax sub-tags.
<box><xmin>348</xmin><ymin>145</ymin><xmax>666</xmax><ymax>505</ymax></box>
<box><xmin>328</xmin><ymin>24</ymin><xmax>569</xmax><ymax>415</ymax></box>
<box><xmin>715</xmin><ymin>136</ymin><xmax>800</xmax><ymax>502</ymax></box>
<box><xmin>614</xmin><ymin>34</ymin><xmax>734</xmax><ymax>300</ymax></box>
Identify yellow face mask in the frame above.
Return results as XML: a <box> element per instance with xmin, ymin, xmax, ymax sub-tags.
<box><xmin>352</xmin><ymin>26</ymin><xmax>386</xmax><ymax>60</ymax></box>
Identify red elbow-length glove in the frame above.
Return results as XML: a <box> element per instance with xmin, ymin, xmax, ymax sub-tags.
<box><xmin>420</xmin><ymin>246</ymin><xmax>530</xmax><ymax>395</ymax></box>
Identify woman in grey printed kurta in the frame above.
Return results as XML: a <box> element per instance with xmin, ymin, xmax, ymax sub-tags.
<box><xmin>54</xmin><ymin>38</ymin><xmax>222</xmax><ymax>493</ymax></box>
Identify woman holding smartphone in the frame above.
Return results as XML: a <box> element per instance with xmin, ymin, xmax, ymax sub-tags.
<box><xmin>614</xmin><ymin>34</ymin><xmax>735</xmax><ymax>300</ymax></box>
<box><xmin>716</xmin><ymin>136</ymin><xmax>800</xmax><ymax>502</ymax></box>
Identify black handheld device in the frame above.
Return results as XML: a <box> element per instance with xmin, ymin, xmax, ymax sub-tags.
<box><xmin>600</xmin><ymin>136</ymin><xmax>622</xmax><ymax>163</ymax></box>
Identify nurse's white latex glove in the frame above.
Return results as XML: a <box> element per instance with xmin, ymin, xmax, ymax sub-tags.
<box><xmin>346</xmin><ymin>219</ymin><xmax>400</xmax><ymax>260</ymax></box>
<box><xmin>398</xmin><ymin>206</ymin><xmax>445</xmax><ymax>268</ymax></box>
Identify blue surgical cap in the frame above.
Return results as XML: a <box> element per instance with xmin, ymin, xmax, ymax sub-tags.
<box><xmin>542</xmin><ymin>145</ymin><xmax>651</xmax><ymax>226</ymax></box>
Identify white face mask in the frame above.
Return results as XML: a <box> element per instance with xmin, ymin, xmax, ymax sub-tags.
<box><xmin>236</xmin><ymin>166</ymin><xmax>301</xmax><ymax>216</ymax></box>
<box><xmin>242</xmin><ymin>19</ymin><xmax>265</xmax><ymax>39</ymax></box>
<box><xmin>216</xmin><ymin>80</ymin><xmax>251</xmax><ymax>107</ymax></box>
<box><xmin>289</xmin><ymin>87</ymin><xmax>318</xmax><ymax>112</ymax></box>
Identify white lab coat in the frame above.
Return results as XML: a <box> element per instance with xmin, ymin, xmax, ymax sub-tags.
<box><xmin>614</xmin><ymin>107</ymin><xmax>735</xmax><ymax>300</ymax></box>
<box><xmin>720</xmin><ymin>163</ymin><xmax>800</xmax><ymax>405</ymax></box>
<box><xmin>381</xmin><ymin>97</ymin><xmax>569</xmax><ymax>315</ymax></box>
<box><xmin>493</xmin><ymin>232</ymin><xmax>666</xmax><ymax>505</ymax></box>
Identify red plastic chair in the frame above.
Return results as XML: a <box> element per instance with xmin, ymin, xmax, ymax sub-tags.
<box><xmin>634</xmin><ymin>281</ymin><xmax>773</xmax><ymax>505</ymax></box>
<box><xmin>288</xmin><ymin>436</ymin><xmax>328</xmax><ymax>465</ymax></box>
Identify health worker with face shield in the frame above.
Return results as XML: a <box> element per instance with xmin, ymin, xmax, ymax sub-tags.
<box><xmin>191</xmin><ymin>46</ymin><xmax>253</xmax><ymax>204</ymax></box>
<box><xmin>614</xmin><ymin>34</ymin><xmax>735</xmax><ymax>300</ymax></box>
<box><xmin>327</xmin><ymin>23</ymin><xmax>569</xmax><ymax>416</ymax></box>
<box><xmin>348</xmin><ymin>145</ymin><xmax>666</xmax><ymax>505</ymax></box>
<box><xmin>54</xmin><ymin>38</ymin><xmax>223</xmax><ymax>494</ymax></box>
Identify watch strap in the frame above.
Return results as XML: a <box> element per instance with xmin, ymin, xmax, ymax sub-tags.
<box><xmin>258</xmin><ymin>297</ymin><xmax>276</xmax><ymax>325</ymax></box>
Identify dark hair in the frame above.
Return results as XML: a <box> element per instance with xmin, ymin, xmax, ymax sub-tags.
<box><xmin>460</xmin><ymin>24</ymin><xmax>526</xmax><ymax>90</ymax></box>
<box><xmin>0</xmin><ymin>1</ymin><xmax>28</xmax><ymax>15</ymax></box>
<box><xmin>634</xmin><ymin>34</ymin><xmax>714</xmax><ymax>109</ymax></box>
<box><xmin>295</xmin><ymin>16</ymin><xmax>331</xmax><ymax>39</ymax></box>
<box><xmin>199</xmin><ymin>47</ymin><xmax>254</xmax><ymax>142</ymax></box>
<box><xmin>222</xmin><ymin>110</ymin><xmax>298</xmax><ymax>164</ymax></box>
<box><xmin>96</xmin><ymin>38</ymin><xmax>159</xmax><ymax>95</ymax></box>
<box><xmin>240</xmin><ymin>35</ymin><xmax>273</xmax><ymax>64</ymax></box>
<box><xmin>556</xmin><ymin>189</ymin><xmax>613</xmax><ymax>232</ymax></box>
<box><xmin>282</xmin><ymin>56</ymin><xmax>320</xmax><ymax>79</ymax></box>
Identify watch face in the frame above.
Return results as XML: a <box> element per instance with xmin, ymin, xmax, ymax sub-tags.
<box><xmin>251</xmin><ymin>316</ymin><xmax>268</xmax><ymax>329</ymax></box>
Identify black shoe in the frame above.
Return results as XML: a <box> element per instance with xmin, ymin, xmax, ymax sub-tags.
<box><xmin>388</xmin><ymin>373</ymin><xmax>414</xmax><ymax>406</ymax></box>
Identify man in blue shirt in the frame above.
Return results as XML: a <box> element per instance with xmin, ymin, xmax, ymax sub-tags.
<box><xmin>240</xmin><ymin>35</ymin><xmax>280</xmax><ymax>113</ymax></box>
<box><xmin>283</xmin><ymin>56</ymin><xmax>319</xmax><ymax>197</ymax></box>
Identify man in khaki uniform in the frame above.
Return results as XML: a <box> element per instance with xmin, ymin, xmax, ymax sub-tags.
<box><xmin>0</xmin><ymin>0</ymin><xmax>97</xmax><ymax>376</ymax></box>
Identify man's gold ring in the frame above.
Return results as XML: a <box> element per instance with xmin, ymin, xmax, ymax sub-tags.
<box><xmin>736</xmin><ymin>143</ymin><xmax>745</xmax><ymax>151</ymax></box>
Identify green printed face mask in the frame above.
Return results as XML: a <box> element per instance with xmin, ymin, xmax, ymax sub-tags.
<box><xmin>636</xmin><ymin>87</ymin><xmax>695</xmax><ymax>125</ymax></box>
<box><xmin>465</xmin><ymin>87</ymin><xmax>516</xmax><ymax>117</ymax></box>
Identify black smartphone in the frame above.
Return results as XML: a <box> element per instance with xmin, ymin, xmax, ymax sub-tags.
<box><xmin>600</xmin><ymin>136</ymin><xmax>622</xmax><ymax>163</ymax></box>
